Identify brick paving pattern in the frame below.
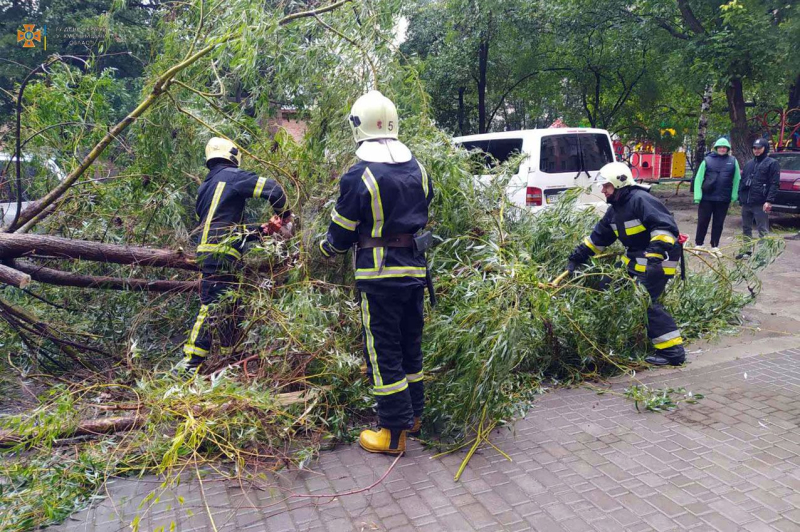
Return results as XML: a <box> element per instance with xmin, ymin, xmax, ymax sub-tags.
<box><xmin>55</xmin><ymin>348</ymin><xmax>800</xmax><ymax>531</ymax></box>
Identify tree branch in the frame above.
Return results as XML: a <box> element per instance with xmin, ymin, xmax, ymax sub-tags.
<box><xmin>0</xmin><ymin>233</ymin><xmax>197</xmax><ymax>270</ymax></box>
<box><xmin>486</xmin><ymin>68</ymin><xmax>573</xmax><ymax>128</ymax></box>
<box><xmin>12</xmin><ymin>260</ymin><xmax>199</xmax><ymax>293</ymax></box>
<box><xmin>676</xmin><ymin>0</ymin><xmax>706</xmax><ymax>35</ymax></box>
<box><xmin>8</xmin><ymin>0</ymin><xmax>355</xmax><ymax>233</ymax></box>
<box><xmin>0</xmin><ymin>263</ymin><xmax>31</xmax><ymax>288</ymax></box>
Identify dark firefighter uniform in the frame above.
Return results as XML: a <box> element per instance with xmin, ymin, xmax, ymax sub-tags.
<box><xmin>569</xmin><ymin>185</ymin><xmax>686</xmax><ymax>365</ymax></box>
<box><xmin>183</xmin><ymin>160</ymin><xmax>289</xmax><ymax>366</ymax></box>
<box><xmin>320</xmin><ymin>157</ymin><xmax>434</xmax><ymax>432</ymax></box>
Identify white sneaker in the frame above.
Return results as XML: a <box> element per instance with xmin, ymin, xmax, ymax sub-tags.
<box><xmin>695</xmin><ymin>244</ymin><xmax>707</xmax><ymax>252</ymax></box>
<box><xmin>711</xmin><ymin>247</ymin><xmax>722</xmax><ymax>256</ymax></box>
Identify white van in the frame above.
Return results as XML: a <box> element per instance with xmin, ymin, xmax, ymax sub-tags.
<box><xmin>0</xmin><ymin>153</ymin><xmax>66</xmax><ymax>226</ymax></box>
<box><xmin>453</xmin><ymin>128</ymin><xmax>615</xmax><ymax>212</ymax></box>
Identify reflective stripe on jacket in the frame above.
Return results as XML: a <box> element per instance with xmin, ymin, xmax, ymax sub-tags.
<box><xmin>195</xmin><ymin>161</ymin><xmax>287</xmax><ymax>260</ymax></box>
<box><xmin>322</xmin><ymin>157</ymin><xmax>433</xmax><ymax>292</ymax></box>
<box><xmin>571</xmin><ymin>186</ymin><xmax>681</xmax><ymax>276</ymax></box>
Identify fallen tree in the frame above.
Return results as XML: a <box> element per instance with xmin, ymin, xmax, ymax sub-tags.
<box><xmin>12</xmin><ymin>260</ymin><xmax>199</xmax><ymax>293</ymax></box>
<box><xmin>0</xmin><ymin>0</ymin><xmax>787</xmax><ymax>529</ymax></box>
<box><xmin>0</xmin><ymin>233</ymin><xmax>197</xmax><ymax>270</ymax></box>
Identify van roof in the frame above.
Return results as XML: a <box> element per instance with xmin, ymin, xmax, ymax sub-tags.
<box><xmin>453</xmin><ymin>128</ymin><xmax>611</xmax><ymax>143</ymax></box>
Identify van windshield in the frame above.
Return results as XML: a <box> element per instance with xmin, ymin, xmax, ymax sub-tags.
<box><xmin>459</xmin><ymin>138</ymin><xmax>524</xmax><ymax>173</ymax></box>
<box><xmin>539</xmin><ymin>133</ymin><xmax>613</xmax><ymax>174</ymax></box>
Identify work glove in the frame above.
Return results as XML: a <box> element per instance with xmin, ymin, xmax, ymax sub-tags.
<box><xmin>566</xmin><ymin>260</ymin><xmax>579</xmax><ymax>275</ymax></box>
<box><xmin>318</xmin><ymin>239</ymin><xmax>336</xmax><ymax>259</ymax></box>
<box><xmin>261</xmin><ymin>215</ymin><xmax>283</xmax><ymax>236</ymax></box>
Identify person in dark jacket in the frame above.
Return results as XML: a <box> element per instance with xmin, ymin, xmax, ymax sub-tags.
<box><xmin>692</xmin><ymin>137</ymin><xmax>741</xmax><ymax>255</ymax></box>
<box><xmin>738</xmin><ymin>138</ymin><xmax>781</xmax><ymax>255</ymax></box>
<box><xmin>182</xmin><ymin>137</ymin><xmax>291</xmax><ymax>375</ymax></box>
<box><xmin>568</xmin><ymin>162</ymin><xmax>685</xmax><ymax>366</ymax></box>
<box><xmin>319</xmin><ymin>90</ymin><xmax>434</xmax><ymax>454</ymax></box>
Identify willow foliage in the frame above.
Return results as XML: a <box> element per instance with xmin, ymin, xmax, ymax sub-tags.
<box><xmin>0</xmin><ymin>1</ymin><xmax>785</xmax><ymax>529</ymax></box>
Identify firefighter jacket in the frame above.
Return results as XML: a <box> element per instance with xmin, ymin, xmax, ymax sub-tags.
<box><xmin>570</xmin><ymin>186</ymin><xmax>681</xmax><ymax>276</ymax></box>
<box><xmin>320</xmin><ymin>157</ymin><xmax>433</xmax><ymax>293</ymax></box>
<box><xmin>195</xmin><ymin>161</ymin><xmax>288</xmax><ymax>262</ymax></box>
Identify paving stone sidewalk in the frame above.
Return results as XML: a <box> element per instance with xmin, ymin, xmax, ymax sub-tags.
<box><xmin>56</xmin><ymin>348</ymin><xmax>800</xmax><ymax>532</ymax></box>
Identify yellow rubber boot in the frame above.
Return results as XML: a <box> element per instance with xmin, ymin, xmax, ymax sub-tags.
<box><xmin>359</xmin><ymin>428</ymin><xmax>406</xmax><ymax>454</ymax></box>
<box><xmin>409</xmin><ymin>417</ymin><xmax>422</xmax><ymax>437</ymax></box>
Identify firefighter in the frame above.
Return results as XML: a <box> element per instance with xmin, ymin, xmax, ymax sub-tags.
<box><xmin>319</xmin><ymin>90</ymin><xmax>434</xmax><ymax>454</ymax></box>
<box><xmin>567</xmin><ymin>162</ymin><xmax>686</xmax><ymax>367</ymax></box>
<box><xmin>182</xmin><ymin>137</ymin><xmax>292</xmax><ymax>375</ymax></box>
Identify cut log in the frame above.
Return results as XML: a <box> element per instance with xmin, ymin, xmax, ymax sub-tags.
<box><xmin>0</xmin><ymin>387</ymin><xmax>331</xmax><ymax>446</ymax></box>
<box><xmin>0</xmin><ymin>415</ymin><xmax>145</xmax><ymax>447</ymax></box>
<box><xmin>13</xmin><ymin>260</ymin><xmax>199</xmax><ymax>293</ymax></box>
<box><xmin>0</xmin><ymin>263</ymin><xmax>31</xmax><ymax>288</ymax></box>
<box><xmin>0</xmin><ymin>232</ymin><xmax>198</xmax><ymax>270</ymax></box>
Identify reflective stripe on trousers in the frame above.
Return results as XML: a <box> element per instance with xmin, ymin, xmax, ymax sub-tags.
<box><xmin>359</xmin><ymin>288</ymin><xmax>426</xmax><ymax>429</ymax></box>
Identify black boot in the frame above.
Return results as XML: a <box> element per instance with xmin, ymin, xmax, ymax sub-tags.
<box><xmin>172</xmin><ymin>355</ymin><xmax>204</xmax><ymax>379</ymax></box>
<box><xmin>645</xmin><ymin>354</ymin><xmax>685</xmax><ymax>366</ymax></box>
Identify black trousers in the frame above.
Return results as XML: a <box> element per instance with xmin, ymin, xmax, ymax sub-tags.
<box><xmin>639</xmin><ymin>268</ymin><xmax>686</xmax><ymax>363</ymax></box>
<box><xmin>360</xmin><ymin>287</ymin><xmax>425</xmax><ymax>430</ymax></box>
<box><xmin>600</xmin><ymin>267</ymin><xmax>686</xmax><ymax>363</ymax></box>
<box><xmin>741</xmin><ymin>203</ymin><xmax>769</xmax><ymax>239</ymax></box>
<box><xmin>695</xmin><ymin>200</ymin><xmax>730</xmax><ymax>247</ymax></box>
<box><xmin>183</xmin><ymin>258</ymin><xmax>242</xmax><ymax>360</ymax></box>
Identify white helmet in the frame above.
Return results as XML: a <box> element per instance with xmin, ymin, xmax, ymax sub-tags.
<box><xmin>348</xmin><ymin>90</ymin><xmax>399</xmax><ymax>143</ymax></box>
<box><xmin>597</xmin><ymin>161</ymin><xmax>634</xmax><ymax>188</ymax></box>
<box><xmin>205</xmin><ymin>137</ymin><xmax>241</xmax><ymax>166</ymax></box>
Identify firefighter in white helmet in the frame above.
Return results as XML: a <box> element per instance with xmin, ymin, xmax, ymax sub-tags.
<box><xmin>568</xmin><ymin>162</ymin><xmax>686</xmax><ymax>366</ymax></box>
<box><xmin>181</xmin><ymin>137</ymin><xmax>292</xmax><ymax>375</ymax></box>
<box><xmin>319</xmin><ymin>90</ymin><xmax>435</xmax><ymax>454</ymax></box>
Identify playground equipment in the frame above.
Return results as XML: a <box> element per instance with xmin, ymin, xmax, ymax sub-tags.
<box><xmin>751</xmin><ymin>107</ymin><xmax>800</xmax><ymax>151</ymax></box>
<box><xmin>613</xmin><ymin>140</ymin><xmax>687</xmax><ymax>183</ymax></box>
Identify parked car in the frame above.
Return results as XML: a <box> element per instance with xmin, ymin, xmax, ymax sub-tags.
<box><xmin>0</xmin><ymin>153</ymin><xmax>66</xmax><ymax>226</ymax></box>
<box><xmin>453</xmin><ymin>128</ymin><xmax>615</xmax><ymax>213</ymax></box>
<box><xmin>771</xmin><ymin>151</ymin><xmax>800</xmax><ymax>214</ymax></box>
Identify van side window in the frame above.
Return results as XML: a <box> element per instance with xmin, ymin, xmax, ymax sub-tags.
<box><xmin>580</xmin><ymin>134</ymin><xmax>614</xmax><ymax>171</ymax></box>
<box><xmin>540</xmin><ymin>135</ymin><xmax>579</xmax><ymax>173</ymax></box>
<box><xmin>540</xmin><ymin>134</ymin><xmax>613</xmax><ymax>174</ymax></box>
<box><xmin>460</xmin><ymin>139</ymin><xmax>523</xmax><ymax>173</ymax></box>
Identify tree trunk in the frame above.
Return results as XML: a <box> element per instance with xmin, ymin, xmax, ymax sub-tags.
<box><xmin>458</xmin><ymin>87</ymin><xmax>466</xmax><ymax>135</ymax></box>
<box><xmin>789</xmin><ymin>73</ymin><xmax>800</xmax><ymax>110</ymax></box>
<box><xmin>0</xmin><ymin>233</ymin><xmax>197</xmax><ymax>270</ymax></box>
<box><xmin>12</xmin><ymin>260</ymin><xmax>199</xmax><ymax>293</ymax></box>
<box><xmin>0</xmin><ymin>415</ymin><xmax>145</xmax><ymax>447</ymax></box>
<box><xmin>694</xmin><ymin>83</ymin><xmax>713</xmax><ymax>171</ymax></box>
<box><xmin>477</xmin><ymin>28</ymin><xmax>490</xmax><ymax>133</ymax></box>
<box><xmin>0</xmin><ymin>263</ymin><xmax>30</xmax><ymax>288</ymax></box>
<box><xmin>726</xmin><ymin>77</ymin><xmax>752</xmax><ymax>165</ymax></box>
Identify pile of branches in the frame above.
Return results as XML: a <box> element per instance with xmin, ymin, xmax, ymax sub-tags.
<box><xmin>0</xmin><ymin>148</ymin><xmax>784</xmax><ymax>528</ymax></box>
<box><xmin>0</xmin><ymin>0</ymin><xmax>785</xmax><ymax>527</ymax></box>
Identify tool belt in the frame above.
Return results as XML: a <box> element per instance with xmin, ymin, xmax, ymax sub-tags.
<box><xmin>358</xmin><ymin>233</ymin><xmax>415</xmax><ymax>249</ymax></box>
<box><xmin>357</xmin><ymin>231</ymin><xmax>437</xmax><ymax>307</ymax></box>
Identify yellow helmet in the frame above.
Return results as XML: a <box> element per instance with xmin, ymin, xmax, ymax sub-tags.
<box><xmin>205</xmin><ymin>137</ymin><xmax>241</xmax><ymax>166</ymax></box>
<box><xmin>348</xmin><ymin>90</ymin><xmax>399</xmax><ymax>143</ymax></box>
<box><xmin>597</xmin><ymin>161</ymin><xmax>634</xmax><ymax>188</ymax></box>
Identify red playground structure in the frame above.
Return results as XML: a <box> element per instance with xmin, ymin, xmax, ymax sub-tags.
<box><xmin>612</xmin><ymin>140</ymin><xmax>687</xmax><ymax>183</ymax></box>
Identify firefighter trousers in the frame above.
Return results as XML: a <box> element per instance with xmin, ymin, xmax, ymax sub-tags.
<box><xmin>599</xmin><ymin>268</ymin><xmax>686</xmax><ymax>364</ymax></box>
<box><xmin>183</xmin><ymin>258</ymin><xmax>243</xmax><ymax>361</ymax></box>
<box><xmin>360</xmin><ymin>287</ymin><xmax>425</xmax><ymax>430</ymax></box>
<box><xmin>638</xmin><ymin>269</ymin><xmax>686</xmax><ymax>363</ymax></box>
